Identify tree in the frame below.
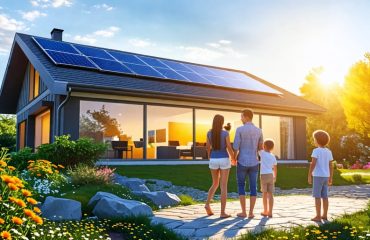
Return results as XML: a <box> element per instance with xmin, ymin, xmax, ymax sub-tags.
<box><xmin>341</xmin><ymin>54</ymin><xmax>370</xmax><ymax>138</ymax></box>
<box><xmin>300</xmin><ymin>67</ymin><xmax>350</xmax><ymax>161</ymax></box>
<box><xmin>0</xmin><ymin>114</ymin><xmax>16</xmax><ymax>151</ymax></box>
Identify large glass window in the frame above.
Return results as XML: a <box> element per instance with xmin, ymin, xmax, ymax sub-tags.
<box><xmin>147</xmin><ymin>106</ymin><xmax>193</xmax><ymax>159</ymax></box>
<box><xmin>28</xmin><ymin>64</ymin><xmax>40</xmax><ymax>101</ymax></box>
<box><xmin>35</xmin><ymin>110</ymin><xmax>50</xmax><ymax>147</ymax></box>
<box><xmin>79</xmin><ymin>101</ymin><xmax>144</xmax><ymax>159</ymax></box>
<box><xmin>261</xmin><ymin>115</ymin><xmax>294</xmax><ymax>159</ymax></box>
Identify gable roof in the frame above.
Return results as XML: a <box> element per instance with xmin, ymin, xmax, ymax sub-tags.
<box><xmin>0</xmin><ymin>33</ymin><xmax>326</xmax><ymax>115</ymax></box>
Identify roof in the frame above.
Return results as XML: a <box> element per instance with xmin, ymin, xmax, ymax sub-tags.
<box><xmin>0</xmin><ymin>33</ymin><xmax>326</xmax><ymax>115</ymax></box>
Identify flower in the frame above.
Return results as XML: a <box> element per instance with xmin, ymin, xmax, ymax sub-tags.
<box><xmin>0</xmin><ymin>218</ymin><xmax>4</xmax><ymax>224</ymax></box>
<box><xmin>33</xmin><ymin>207</ymin><xmax>41</xmax><ymax>213</ymax></box>
<box><xmin>24</xmin><ymin>209</ymin><xmax>35</xmax><ymax>218</ymax></box>
<box><xmin>7</xmin><ymin>166</ymin><xmax>16</xmax><ymax>171</ymax></box>
<box><xmin>14</xmin><ymin>199</ymin><xmax>26</xmax><ymax>208</ymax></box>
<box><xmin>26</xmin><ymin>197</ymin><xmax>38</xmax><ymax>205</ymax></box>
<box><xmin>0</xmin><ymin>231</ymin><xmax>11</xmax><ymax>239</ymax></box>
<box><xmin>8</xmin><ymin>183</ymin><xmax>19</xmax><ymax>191</ymax></box>
<box><xmin>0</xmin><ymin>160</ymin><xmax>7</xmax><ymax>167</ymax></box>
<box><xmin>21</xmin><ymin>189</ymin><xmax>32</xmax><ymax>197</ymax></box>
<box><xmin>12</xmin><ymin>216</ymin><xmax>23</xmax><ymax>225</ymax></box>
<box><xmin>31</xmin><ymin>215</ymin><xmax>43</xmax><ymax>225</ymax></box>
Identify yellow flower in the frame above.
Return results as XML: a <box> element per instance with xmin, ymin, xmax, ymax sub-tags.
<box><xmin>21</xmin><ymin>189</ymin><xmax>32</xmax><ymax>197</ymax></box>
<box><xmin>27</xmin><ymin>197</ymin><xmax>38</xmax><ymax>205</ymax></box>
<box><xmin>12</xmin><ymin>216</ymin><xmax>23</xmax><ymax>225</ymax></box>
<box><xmin>33</xmin><ymin>207</ymin><xmax>41</xmax><ymax>213</ymax></box>
<box><xmin>7</xmin><ymin>183</ymin><xmax>19</xmax><ymax>191</ymax></box>
<box><xmin>1</xmin><ymin>175</ymin><xmax>14</xmax><ymax>184</ymax></box>
<box><xmin>0</xmin><ymin>160</ymin><xmax>7</xmax><ymax>167</ymax></box>
<box><xmin>58</xmin><ymin>164</ymin><xmax>65</xmax><ymax>169</ymax></box>
<box><xmin>15</xmin><ymin>199</ymin><xmax>26</xmax><ymax>208</ymax></box>
<box><xmin>7</xmin><ymin>166</ymin><xmax>16</xmax><ymax>171</ymax></box>
<box><xmin>24</xmin><ymin>209</ymin><xmax>35</xmax><ymax>218</ymax></box>
<box><xmin>0</xmin><ymin>218</ymin><xmax>4</xmax><ymax>224</ymax></box>
<box><xmin>31</xmin><ymin>215</ymin><xmax>43</xmax><ymax>225</ymax></box>
<box><xmin>0</xmin><ymin>231</ymin><xmax>11</xmax><ymax>239</ymax></box>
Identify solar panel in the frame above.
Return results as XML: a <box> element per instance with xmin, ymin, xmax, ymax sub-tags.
<box><xmin>107</xmin><ymin>51</ymin><xmax>144</xmax><ymax>65</ymax></box>
<box><xmin>74</xmin><ymin>45</ymin><xmax>115</xmax><ymax>60</ymax></box>
<box><xmin>124</xmin><ymin>63</ymin><xmax>164</xmax><ymax>78</ymax></box>
<box><xmin>34</xmin><ymin>37</ymin><xmax>79</xmax><ymax>54</ymax></box>
<box><xmin>89</xmin><ymin>57</ymin><xmax>132</xmax><ymax>74</ymax></box>
<box><xmin>33</xmin><ymin>37</ymin><xmax>282</xmax><ymax>95</ymax></box>
<box><xmin>138</xmin><ymin>56</ymin><xmax>168</xmax><ymax>68</ymax></box>
<box><xmin>45</xmin><ymin>50</ymin><xmax>98</xmax><ymax>69</ymax></box>
<box><xmin>153</xmin><ymin>67</ymin><xmax>190</xmax><ymax>81</ymax></box>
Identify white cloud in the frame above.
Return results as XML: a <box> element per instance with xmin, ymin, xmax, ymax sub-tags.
<box><xmin>30</xmin><ymin>0</ymin><xmax>72</xmax><ymax>8</ymax></box>
<box><xmin>219</xmin><ymin>39</ymin><xmax>231</xmax><ymax>45</ymax></box>
<box><xmin>93</xmin><ymin>3</ymin><xmax>114</xmax><ymax>11</ymax></box>
<box><xmin>51</xmin><ymin>0</ymin><xmax>72</xmax><ymax>8</ymax></box>
<box><xmin>93</xmin><ymin>26</ymin><xmax>120</xmax><ymax>37</ymax></box>
<box><xmin>128</xmin><ymin>38</ymin><xmax>155</xmax><ymax>48</ymax></box>
<box><xmin>21</xmin><ymin>10</ymin><xmax>47</xmax><ymax>21</ymax></box>
<box><xmin>179</xmin><ymin>46</ymin><xmax>223</xmax><ymax>62</ymax></box>
<box><xmin>0</xmin><ymin>14</ymin><xmax>25</xmax><ymax>54</ymax></box>
<box><xmin>73</xmin><ymin>35</ymin><xmax>96</xmax><ymax>45</ymax></box>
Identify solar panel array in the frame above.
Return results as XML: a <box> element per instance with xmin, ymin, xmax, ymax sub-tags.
<box><xmin>33</xmin><ymin>37</ymin><xmax>281</xmax><ymax>95</ymax></box>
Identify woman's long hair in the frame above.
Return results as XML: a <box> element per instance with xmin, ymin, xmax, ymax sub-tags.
<box><xmin>211</xmin><ymin>114</ymin><xmax>224</xmax><ymax>150</ymax></box>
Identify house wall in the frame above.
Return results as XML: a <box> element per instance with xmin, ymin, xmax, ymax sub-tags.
<box><xmin>61</xmin><ymin>95</ymin><xmax>309</xmax><ymax>160</ymax></box>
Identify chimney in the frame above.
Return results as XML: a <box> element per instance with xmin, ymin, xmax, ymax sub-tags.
<box><xmin>51</xmin><ymin>28</ymin><xmax>64</xmax><ymax>41</ymax></box>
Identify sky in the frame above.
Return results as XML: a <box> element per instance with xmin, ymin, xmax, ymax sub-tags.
<box><xmin>0</xmin><ymin>0</ymin><xmax>369</xmax><ymax>94</ymax></box>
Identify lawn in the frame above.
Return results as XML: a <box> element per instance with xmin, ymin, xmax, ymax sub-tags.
<box><xmin>114</xmin><ymin>165</ymin><xmax>357</xmax><ymax>193</ymax></box>
<box><xmin>238</xmin><ymin>201</ymin><xmax>370</xmax><ymax>240</ymax></box>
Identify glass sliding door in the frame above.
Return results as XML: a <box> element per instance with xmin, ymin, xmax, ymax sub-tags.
<box><xmin>147</xmin><ymin>106</ymin><xmax>193</xmax><ymax>159</ymax></box>
<box><xmin>261</xmin><ymin>115</ymin><xmax>295</xmax><ymax>159</ymax></box>
<box><xmin>79</xmin><ymin>101</ymin><xmax>144</xmax><ymax>159</ymax></box>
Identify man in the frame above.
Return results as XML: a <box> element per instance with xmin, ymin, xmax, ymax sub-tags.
<box><xmin>232</xmin><ymin>109</ymin><xmax>263</xmax><ymax>218</ymax></box>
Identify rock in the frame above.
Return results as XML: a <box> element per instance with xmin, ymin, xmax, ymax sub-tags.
<box><xmin>147</xmin><ymin>179</ymin><xmax>173</xmax><ymax>188</ymax></box>
<box><xmin>92</xmin><ymin>197</ymin><xmax>153</xmax><ymax>218</ymax></box>
<box><xmin>41</xmin><ymin>196</ymin><xmax>82</xmax><ymax>221</ymax></box>
<box><xmin>113</xmin><ymin>174</ymin><xmax>150</xmax><ymax>192</ymax></box>
<box><xmin>88</xmin><ymin>191</ymin><xmax>124</xmax><ymax>209</ymax></box>
<box><xmin>134</xmin><ymin>191</ymin><xmax>181</xmax><ymax>207</ymax></box>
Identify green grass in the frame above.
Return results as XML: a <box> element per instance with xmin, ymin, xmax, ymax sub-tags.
<box><xmin>114</xmin><ymin>165</ymin><xmax>358</xmax><ymax>193</ymax></box>
<box><xmin>238</xmin><ymin>201</ymin><xmax>370</xmax><ymax>240</ymax></box>
<box><xmin>338</xmin><ymin>169</ymin><xmax>370</xmax><ymax>184</ymax></box>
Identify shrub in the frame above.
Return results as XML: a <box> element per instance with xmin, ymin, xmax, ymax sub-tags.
<box><xmin>37</xmin><ymin>135</ymin><xmax>107</xmax><ymax>167</ymax></box>
<box><xmin>352</xmin><ymin>174</ymin><xmax>363</xmax><ymax>183</ymax></box>
<box><xmin>10</xmin><ymin>147</ymin><xmax>38</xmax><ymax>171</ymax></box>
<box><xmin>0</xmin><ymin>148</ymin><xmax>44</xmax><ymax>239</ymax></box>
<box><xmin>0</xmin><ymin>133</ymin><xmax>16</xmax><ymax>152</ymax></box>
<box><xmin>68</xmin><ymin>163</ymin><xmax>114</xmax><ymax>186</ymax></box>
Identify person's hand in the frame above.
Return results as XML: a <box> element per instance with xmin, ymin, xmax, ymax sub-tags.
<box><xmin>273</xmin><ymin>177</ymin><xmax>277</xmax><ymax>183</ymax></box>
<box><xmin>231</xmin><ymin>159</ymin><xmax>237</xmax><ymax>166</ymax></box>
<box><xmin>308</xmin><ymin>176</ymin><xmax>312</xmax><ymax>185</ymax></box>
<box><xmin>328</xmin><ymin>178</ymin><xmax>333</xmax><ymax>186</ymax></box>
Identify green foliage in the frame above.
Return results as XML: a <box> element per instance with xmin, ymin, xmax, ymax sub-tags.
<box><xmin>10</xmin><ymin>147</ymin><xmax>38</xmax><ymax>171</ymax></box>
<box><xmin>300</xmin><ymin>67</ymin><xmax>350</xmax><ymax>161</ymax></box>
<box><xmin>178</xmin><ymin>194</ymin><xmax>197</xmax><ymax>206</ymax></box>
<box><xmin>0</xmin><ymin>133</ymin><xmax>16</xmax><ymax>152</ymax></box>
<box><xmin>0</xmin><ymin>114</ymin><xmax>16</xmax><ymax>135</ymax></box>
<box><xmin>67</xmin><ymin>163</ymin><xmax>114</xmax><ymax>186</ymax></box>
<box><xmin>342</xmin><ymin>53</ymin><xmax>370</xmax><ymax>138</ymax></box>
<box><xmin>37</xmin><ymin>135</ymin><xmax>107</xmax><ymax>167</ymax></box>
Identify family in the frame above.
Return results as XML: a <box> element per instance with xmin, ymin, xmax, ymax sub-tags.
<box><xmin>204</xmin><ymin>109</ymin><xmax>334</xmax><ymax>222</ymax></box>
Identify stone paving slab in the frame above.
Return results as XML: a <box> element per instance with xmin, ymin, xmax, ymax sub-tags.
<box><xmin>151</xmin><ymin>195</ymin><xmax>369</xmax><ymax>240</ymax></box>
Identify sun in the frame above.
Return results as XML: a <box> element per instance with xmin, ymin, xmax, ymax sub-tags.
<box><xmin>318</xmin><ymin>67</ymin><xmax>346</xmax><ymax>86</ymax></box>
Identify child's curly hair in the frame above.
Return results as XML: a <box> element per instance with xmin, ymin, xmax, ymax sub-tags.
<box><xmin>313</xmin><ymin>130</ymin><xmax>330</xmax><ymax>146</ymax></box>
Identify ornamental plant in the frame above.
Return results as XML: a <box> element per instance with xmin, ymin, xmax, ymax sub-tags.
<box><xmin>0</xmin><ymin>148</ymin><xmax>43</xmax><ymax>239</ymax></box>
<box><xmin>68</xmin><ymin>163</ymin><xmax>115</xmax><ymax>186</ymax></box>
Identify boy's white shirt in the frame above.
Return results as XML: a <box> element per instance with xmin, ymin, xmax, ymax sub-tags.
<box><xmin>311</xmin><ymin>147</ymin><xmax>333</xmax><ymax>177</ymax></box>
<box><xmin>259</xmin><ymin>150</ymin><xmax>277</xmax><ymax>175</ymax></box>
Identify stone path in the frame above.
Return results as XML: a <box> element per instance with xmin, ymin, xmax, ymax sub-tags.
<box><xmin>151</xmin><ymin>192</ymin><xmax>369</xmax><ymax>240</ymax></box>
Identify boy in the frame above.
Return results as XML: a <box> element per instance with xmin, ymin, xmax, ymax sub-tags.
<box><xmin>259</xmin><ymin>139</ymin><xmax>277</xmax><ymax>218</ymax></box>
<box><xmin>308</xmin><ymin>130</ymin><xmax>334</xmax><ymax>222</ymax></box>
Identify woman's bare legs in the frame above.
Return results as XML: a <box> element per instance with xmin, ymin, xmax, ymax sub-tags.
<box><xmin>205</xmin><ymin>169</ymin><xmax>220</xmax><ymax>215</ymax></box>
<box><xmin>219</xmin><ymin>168</ymin><xmax>231</xmax><ymax>218</ymax></box>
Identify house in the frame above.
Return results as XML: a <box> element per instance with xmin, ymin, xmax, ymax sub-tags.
<box><xmin>0</xmin><ymin>28</ymin><xmax>325</xmax><ymax>161</ymax></box>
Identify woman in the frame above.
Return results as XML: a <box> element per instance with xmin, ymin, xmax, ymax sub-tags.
<box><xmin>204</xmin><ymin>115</ymin><xmax>235</xmax><ymax>218</ymax></box>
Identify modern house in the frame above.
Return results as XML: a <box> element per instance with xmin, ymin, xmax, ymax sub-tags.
<box><xmin>0</xmin><ymin>29</ymin><xmax>325</xmax><ymax>161</ymax></box>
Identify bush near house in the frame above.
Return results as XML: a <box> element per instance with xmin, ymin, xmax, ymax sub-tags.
<box><xmin>37</xmin><ymin>135</ymin><xmax>107</xmax><ymax>167</ymax></box>
<box><xmin>10</xmin><ymin>147</ymin><xmax>39</xmax><ymax>171</ymax></box>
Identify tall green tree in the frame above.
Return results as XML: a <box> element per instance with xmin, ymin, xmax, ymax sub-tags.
<box><xmin>341</xmin><ymin>54</ymin><xmax>370</xmax><ymax>138</ymax></box>
<box><xmin>0</xmin><ymin>114</ymin><xmax>16</xmax><ymax>151</ymax></box>
<box><xmin>300</xmin><ymin>67</ymin><xmax>349</xmax><ymax>161</ymax></box>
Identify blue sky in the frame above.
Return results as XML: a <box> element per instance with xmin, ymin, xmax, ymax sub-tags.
<box><xmin>0</xmin><ymin>0</ymin><xmax>369</xmax><ymax>94</ymax></box>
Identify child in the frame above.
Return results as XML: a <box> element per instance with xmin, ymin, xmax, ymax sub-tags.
<box><xmin>259</xmin><ymin>139</ymin><xmax>277</xmax><ymax>218</ymax></box>
<box><xmin>308</xmin><ymin>130</ymin><xmax>334</xmax><ymax>222</ymax></box>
